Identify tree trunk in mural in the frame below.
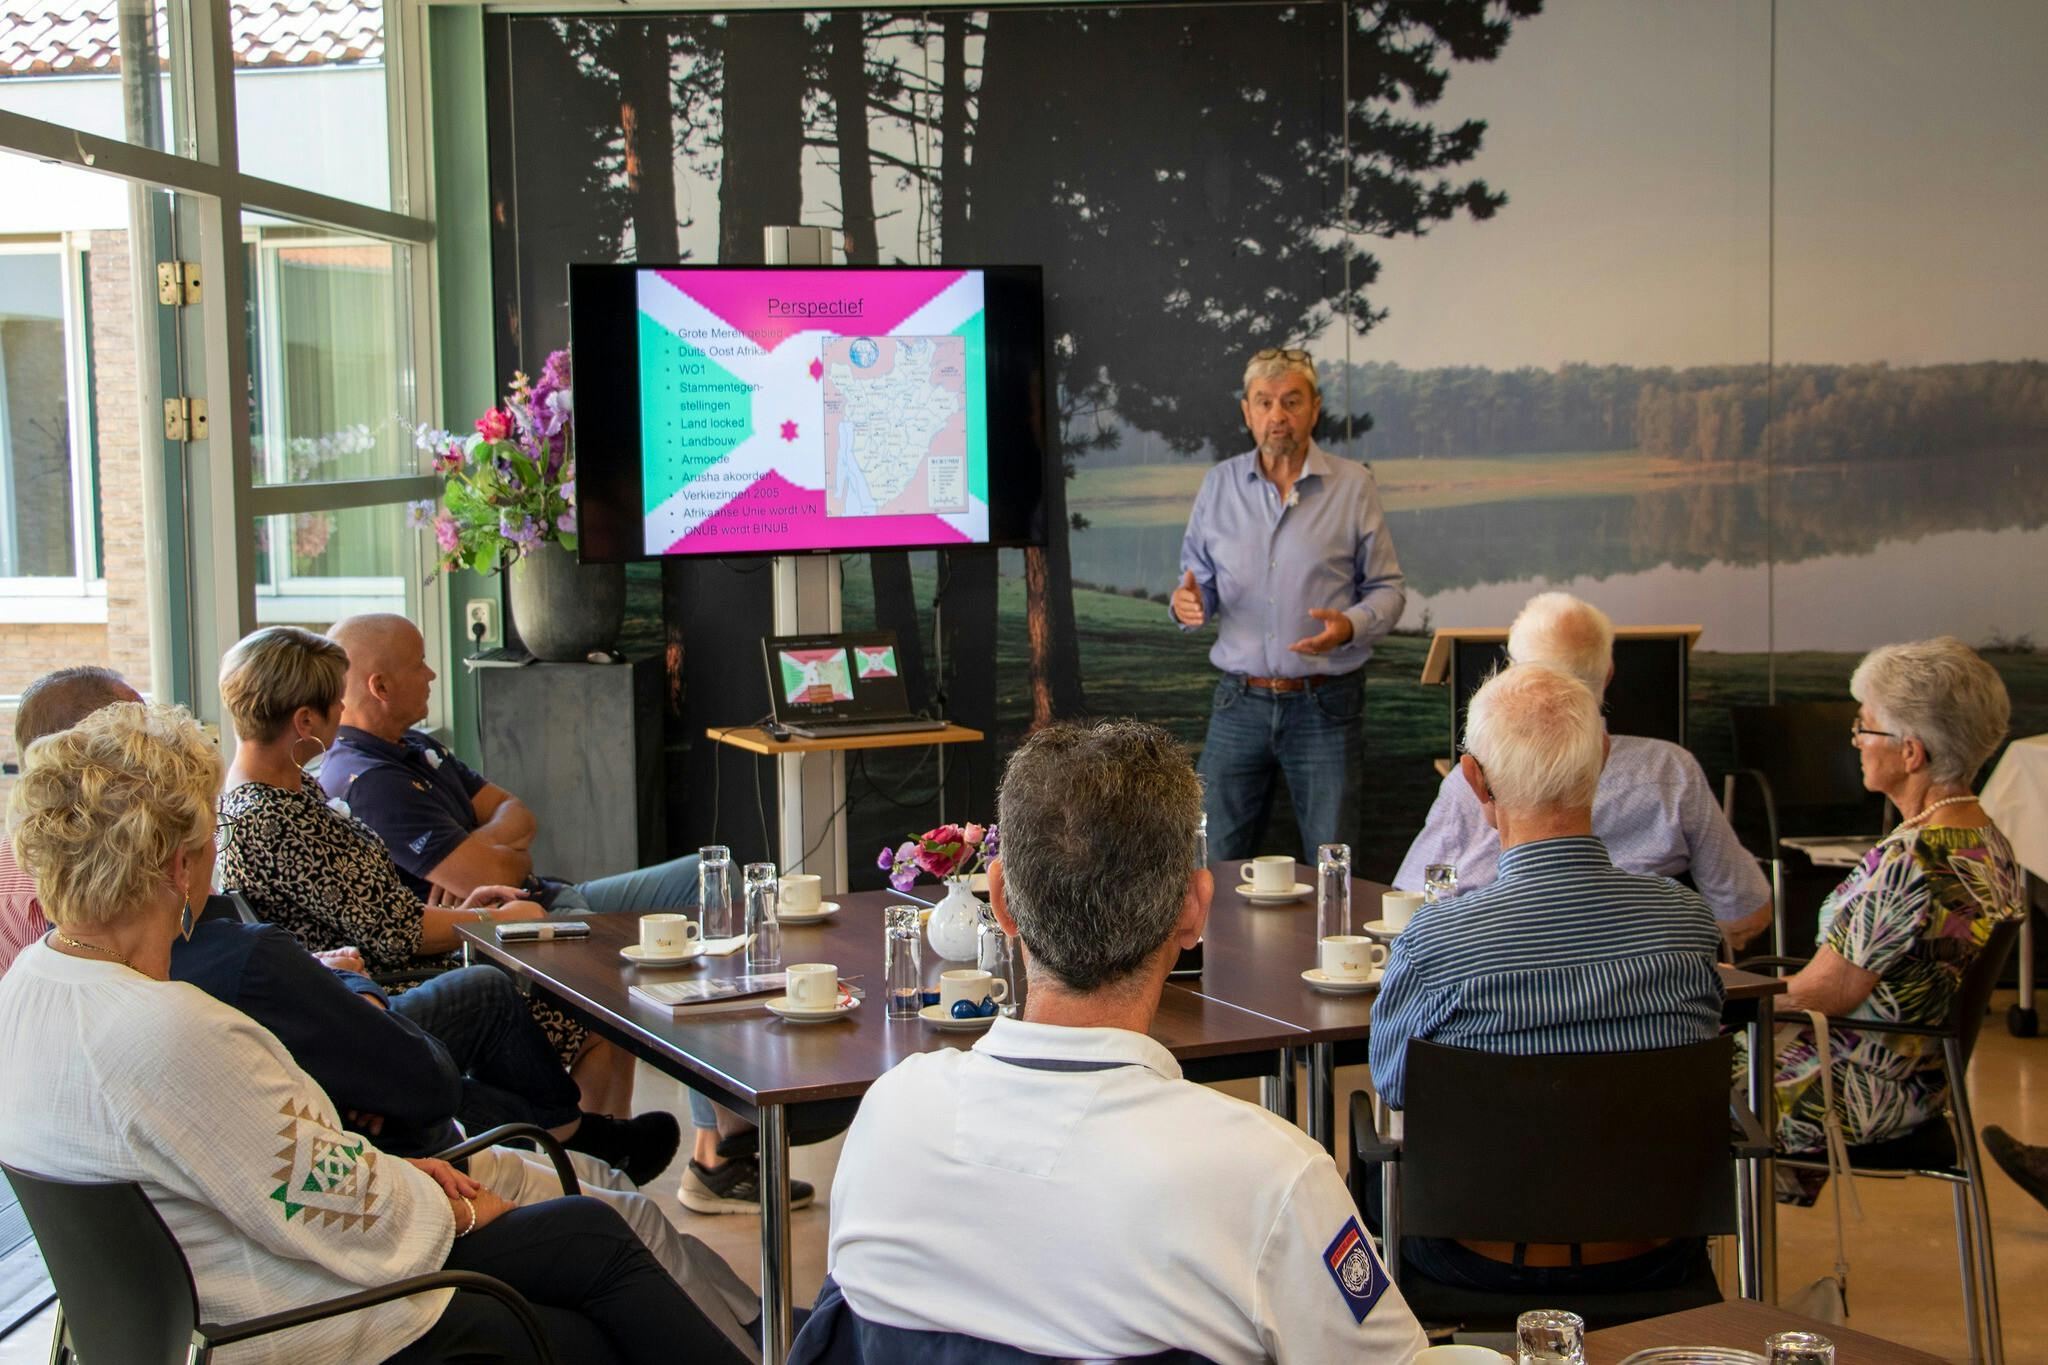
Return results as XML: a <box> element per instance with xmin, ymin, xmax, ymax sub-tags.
<box><xmin>829</xmin><ymin>10</ymin><xmax>932</xmax><ymax>711</ymax></box>
<box><xmin>966</xmin><ymin>9</ymin><xmax>1087</xmax><ymax>728</ymax></box>
<box><xmin>717</xmin><ymin>12</ymin><xmax>806</xmax><ymax>263</ymax></box>
<box><xmin>937</xmin><ymin>11</ymin><xmax>971</xmax><ymax>251</ymax></box>
<box><xmin>613</xmin><ymin>21</ymin><xmax>678</xmax><ymax>262</ymax></box>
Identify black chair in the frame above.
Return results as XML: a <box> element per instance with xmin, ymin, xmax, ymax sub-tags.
<box><xmin>1720</xmin><ymin>701</ymin><xmax>1890</xmax><ymax>955</ymax></box>
<box><xmin>5</xmin><ymin>1121</ymin><xmax>576</xmax><ymax>1365</ymax></box>
<box><xmin>1350</xmin><ymin>1036</ymin><xmax>1768</xmax><ymax>1333</ymax></box>
<box><xmin>1740</xmin><ymin>915</ymin><xmax>2018</xmax><ymax>1365</ymax></box>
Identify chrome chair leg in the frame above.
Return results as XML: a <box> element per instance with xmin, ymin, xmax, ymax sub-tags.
<box><xmin>1948</xmin><ymin>1045</ymin><xmax>2004</xmax><ymax>1365</ymax></box>
<box><xmin>1952</xmin><ymin>1180</ymin><xmax>1983</xmax><ymax>1364</ymax></box>
<box><xmin>46</xmin><ymin>1306</ymin><xmax>67</xmax><ymax>1365</ymax></box>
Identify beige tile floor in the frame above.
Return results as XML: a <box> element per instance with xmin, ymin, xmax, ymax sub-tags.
<box><xmin>7</xmin><ymin>990</ymin><xmax>2047</xmax><ymax>1363</ymax></box>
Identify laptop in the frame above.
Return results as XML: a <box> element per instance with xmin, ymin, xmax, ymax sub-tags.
<box><xmin>761</xmin><ymin>631</ymin><xmax>948</xmax><ymax>739</ymax></box>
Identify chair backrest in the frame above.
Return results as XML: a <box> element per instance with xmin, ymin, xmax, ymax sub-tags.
<box><xmin>1953</xmin><ymin>917</ymin><xmax>2022</xmax><ymax>1067</ymax></box>
<box><xmin>1397</xmin><ymin>1037</ymin><xmax>1738</xmax><ymax>1244</ymax></box>
<box><xmin>1728</xmin><ymin>702</ymin><xmax>1875</xmax><ymax>816</ymax></box>
<box><xmin>223</xmin><ymin>889</ymin><xmax>263</xmax><ymax>925</ymax></box>
<box><xmin>0</xmin><ymin>1163</ymin><xmax>201</xmax><ymax>1365</ymax></box>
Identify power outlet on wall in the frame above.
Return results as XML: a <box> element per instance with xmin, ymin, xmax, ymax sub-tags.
<box><xmin>464</xmin><ymin>598</ymin><xmax>500</xmax><ymax>648</ymax></box>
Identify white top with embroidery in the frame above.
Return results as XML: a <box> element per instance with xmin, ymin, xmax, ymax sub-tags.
<box><xmin>827</xmin><ymin>1016</ymin><xmax>1429</xmax><ymax>1364</ymax></box>
<box><xmin>0</xmin><ymin>940</ymin><xmax>455</xmax><ymax>1364</ymax></box>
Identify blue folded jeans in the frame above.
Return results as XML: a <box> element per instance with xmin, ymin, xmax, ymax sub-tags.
<box><xmin>390</xmin><ymin>964</ymin><xmax>584</xmax><ymax>1135</ymax></box>
<box><xmin>1196</xmin><ymin>672</ymin><xmax>1364</xmax><ymax>864</ymax></box>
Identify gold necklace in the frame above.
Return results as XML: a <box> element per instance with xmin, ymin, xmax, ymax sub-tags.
<box><xmin>49</xmin><ymin>931</ymin><xmax>135</xmax><ymax>971</ymax></box>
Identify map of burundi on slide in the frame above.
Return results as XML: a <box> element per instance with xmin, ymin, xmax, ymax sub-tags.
<box><xmin>823</xmin><ymin>336</ymin><xmax>967</xmax><ymax>517</ymax></box>
<box><xmin>636</xmin><ymin>269</ymin><xmax>988</xmax><ymax>555</ymax></box>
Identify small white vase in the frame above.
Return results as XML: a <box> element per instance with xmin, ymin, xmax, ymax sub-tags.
<box><xmin>926</xmin><ymin>875</ymin><xmax>984</xmax><ymax>962</ymax></box>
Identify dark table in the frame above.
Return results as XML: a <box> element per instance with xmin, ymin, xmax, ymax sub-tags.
<box><xmin>1587</xmin><ymin>1301</ymin><xmax>1949</xmax><ymax>1363</ymax></box>
<box><xmin>457</xmin><ymin>895</ymin><xmax>1306</xmax><ymax>1364</ymax></box>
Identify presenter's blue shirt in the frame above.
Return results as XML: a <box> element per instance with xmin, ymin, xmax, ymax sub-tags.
<box><xmin>1176</xmin><ymin>441</ymin><xmax>1405</xmax><ymax>678</ymax></box>
<box><xmin>318</xmin><ymin>726</ymin><xmax>488</xmax><ymax>898</ymax></box>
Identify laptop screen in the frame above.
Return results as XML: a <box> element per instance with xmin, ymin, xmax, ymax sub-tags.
<box><xmin>763</xmin><ymin>631</ymin><xmax>912</xmax><ymax>723</ymax></box>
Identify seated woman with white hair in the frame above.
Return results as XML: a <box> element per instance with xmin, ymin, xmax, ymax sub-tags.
<box><xmin>1764</xmin><ymin>637</ymin><xmax>2023</xmax><ymax>1160</ymax></box>
<box><xmin>0</xmin><ymin>702</ymin><xmax>738</xmax><ymax>1363</ymax></box>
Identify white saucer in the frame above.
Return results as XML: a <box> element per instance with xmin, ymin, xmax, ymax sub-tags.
<box><xmin>620</xmin><ymin>943</ymin><xmax>704</xmax><ymax>965</ymax></box>
<box><xmin>764</xmin><ymin>993</ymin><xmax>860</xmax><ymax>1022</ymax></box>
<box><xmin>919</xmin><ymin>1003</ymin><xmax>997</xmax><ymax>1032</ymax></box>
<box><xmin>1358</xmin><ymin>918</ymin><xmax>1409</xmax><ymax>939</ymax></box>
<box><xmin>1239</xmin><ymin>881</ymin><xmax>1312</xmax><ymax>905</ymax></box>
<box><xmin>776</xmin><ymin>900</ymin><xmax>840</xmax><ymax>925</ymax></box>
<box><xmin>1301</xmin><ymin>967</ymin><xmax>1381</xmax><ymax>995</ymax></box>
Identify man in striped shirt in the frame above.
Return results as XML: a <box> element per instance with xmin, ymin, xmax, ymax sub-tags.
<box><xmin>1369</xmin><ymin>663</ymin><xmax>1724</xmax><ymax>1293</ymax></box>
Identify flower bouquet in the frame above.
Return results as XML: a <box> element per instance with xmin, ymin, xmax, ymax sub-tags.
<box><xmin>878</xmin><ymin>822</ymin><xmax>998</xmax><ymax>894</ymax></box>
<box><xmin>409</xmin><ymin>348</ymin><xmax>578</xmax><ymax>577</ymax></box>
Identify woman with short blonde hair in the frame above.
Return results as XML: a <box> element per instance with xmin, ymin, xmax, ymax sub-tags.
<box><xmin>219</xmin><ymin>625</ymin><xmax>349</xmax><ymax>747</ymax></box>
<box><xmin>0</xmin><ymin>702</ymin><xmax>737</xmax><ymax>1365</ymax></box>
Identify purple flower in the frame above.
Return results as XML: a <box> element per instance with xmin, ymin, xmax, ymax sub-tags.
<box><xmin>405</xmin><ymin>499</ymin><xmax>435</xmax><ymax>530</ymax></box>
<box><xmin>876</xmin><ymin>845</ymin><xmax>895</xmax><ymax>871</ymax></box>
<box><xmin>555</xmin><ymin>509</ymin><xmax>577</xmax><ymax>535</ymax></box>
<box><xmin>982</xmin><ymin>824</ymin><xmax>1000</xmax><ymax>860</ymax></box>
<box><xmin>888</xmin><ymin>862</ymin><xmax>919</xmax><ymax>894</ymax></box>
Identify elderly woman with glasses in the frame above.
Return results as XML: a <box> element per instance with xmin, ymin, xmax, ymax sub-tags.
<box><xmin>0</xmin><ymin>702</ymin><xmax>739</xmax><ymax>1363</ymax></box>
<box><xmin>1763</xmin><ymin>637</ymin><xmax>2022</xmax><ymax>1158</ymax></box>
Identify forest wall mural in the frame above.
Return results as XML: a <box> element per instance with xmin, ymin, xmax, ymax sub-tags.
<box><xmin>484</xmin><ymin>0</ymin><xmax>2048</xmax><ymax>885</ymax></box>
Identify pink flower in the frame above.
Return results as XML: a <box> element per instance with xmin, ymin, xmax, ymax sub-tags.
<box><xmin>914</xmin><ymin>843</ymin><xmax>955</xmax><ymax>879</ymax></box>
<box><xmin>962</xmin><ymin>824</ymin><xmax>986</xmax><ymax>846</ymax></box>
<box><xmin>927</xmin><ymin>824</ymin><xmax>964</xmax><ymax>849</ymax></box>
<box><xmin>476</xmin><ymin>407</ymin><xmax>514</xmax><ymax>442</ymax></box>
<box><xmin>433</xmin><ymin>513</ymin><xmax>460</xmax><ymax>553</ymax></box>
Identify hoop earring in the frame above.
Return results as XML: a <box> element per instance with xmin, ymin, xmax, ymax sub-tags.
<box><xmin>178</xmin><ymin>894</ymin><xmax>196</xmax><ymax>941</ymax></box>
<box><xmin>288</xmin><ymin>733</ymin><xmax>327</xmax><ymax>773</ymax></box>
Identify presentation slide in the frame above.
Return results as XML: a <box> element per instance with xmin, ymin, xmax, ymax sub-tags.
<box><xmin>636</xmin><ymin>269</ymin><xmax>990</xmax><ymax>555</ymax></box>
<box><xmin>853</xmin><ymin>644</ymin><xmax>899</xmax><ymax>679</ymax></box>
<box><xmin>777</xmin><ymin>648</ymin><xmax>854</xmax><ymax>706</ymax></box>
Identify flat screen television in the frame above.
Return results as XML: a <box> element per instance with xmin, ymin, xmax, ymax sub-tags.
<box><xmin>567</xmin><ymin>263</ymin><xmax>1049</xmax><ymax>562</ymax></box>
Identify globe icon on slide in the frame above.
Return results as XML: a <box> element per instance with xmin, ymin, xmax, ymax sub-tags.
<box><xmin>848</xmin><ymin>337</ymin><xmax>880</xmax><ymax>368</ymax></box>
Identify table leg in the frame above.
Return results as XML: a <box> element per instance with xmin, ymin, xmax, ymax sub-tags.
<box><xmin>758</xmin><ymin>1105</ymin><xmax>794</xmax><ymax>1363</ymax></box>
<box><xmin>1306</xmin><ymin>1042</ymin><xmax>1336</xmax><ymax>1153</ymax></box>
<box><xmin>1261</xmin><ymin>1048</ymin><xmax>1296</xmax><ymax>1123</ymax></box>
<box><xmin>1747</xmin><ymin>993</ymin><xmax>1778</xmax><ymax>1303</ymax></box>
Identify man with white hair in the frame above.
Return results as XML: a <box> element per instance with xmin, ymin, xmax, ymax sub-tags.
<box><xmin>1368</xmin><ymin>664</ymin><xmax>1725</xmax><ymax>1294</ymax></box>
<box><xmin>1395</xmin><ymin>591</ymin><xmax>1772</xmax><ymax>947</ymax></box>
<box><xmin>1170</xmin><ymin>347</ymin><xmax>1405</xmax><ymax>863</ymax></box>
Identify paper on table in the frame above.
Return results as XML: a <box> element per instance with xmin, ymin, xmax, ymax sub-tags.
<box><xmin>699</xmin><ymin>934</ymin><xmax>752</xmax><ymax>957</ymax></box>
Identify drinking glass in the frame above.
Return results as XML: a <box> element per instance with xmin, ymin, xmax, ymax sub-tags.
<box><xmin>1316</xmin><ymin>843</ymin><xmax>1352</xmax><ymax>942</ymax></box>
<box><xmin>1193</xmin><ymin>810</ymin><xmax>1209</xmax><ymax>871</ymax></box>
<box><xmin>698</xmin><ymin>845</ymin><xmax>734</xmax><ymax>938</ymax></box>
<box><xmin>1516</xmin><ymin>1308</ymin><xmax>1586</xmax><ymax>1365</ymax></box>
<box><xmin>1423</xmin><ymin>861</ymin><xmax>1458</xmax><ymax>905</ymax></box>
<box><xmin>885</xmin><ymin>905</ymin><xmax>925</xmax><ymax>1018</ymax></box>
<box><xmin>1765</xmin><ymin>1332</ymin><xmax>1835</xmax><ymax>1365</ymax></box>
<box><xmin>743</xmin><ymin>861</ymin><xmax>781</xmax><ymax>969</ymax></box>
<box><xmin>975</xmin><ymin>904</ymin><xmax>1020</xmax><ymax>1017</ymax></box>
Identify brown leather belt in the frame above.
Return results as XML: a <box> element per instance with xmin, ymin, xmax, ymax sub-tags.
<box><xmin>1241</xmin><ymin>674</ymin><xmax>1341</xmax><ymax>693</ymax></box>
<box><xmin>1455</xmin><ymin>1237</ymin><xmax>1670</xmax><ymax>1268</ymax></box>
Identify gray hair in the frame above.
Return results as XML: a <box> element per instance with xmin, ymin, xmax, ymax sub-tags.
<box><xmin>1463</xmin><ymin>664</ymin><xmax>1606</xmax><ymax>813</ymax></box>
<box><xmin>1508</xmin><ymin>591</ymin><xmax>1615</xmax><ymax>697</ymax></box>
<box><xmin>14</xmin><ymin>666</ymin><xmax>138</xmax><ymax>753</ymax></box>
<box><xmin>1241</xmin><ymin>347</ymin><xmax>1320</xmax><ymax>401</ymax></box>
<box><xmin>996</xmin><ymin>719</ymin><xmax>1202</xmax><ymax>993</ymax></box>
<box><xmin>1850</xmin><ymin>637</ymin><xmax>2009</xmax><ymax>786</ymax></box>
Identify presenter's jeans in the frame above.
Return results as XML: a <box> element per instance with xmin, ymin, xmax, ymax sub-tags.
<box><xmin>385</xmin><ymin>1196</ymin><xmax>747</xmax><ymax>1365</ymax></box>
<box><xmin>1197</xmin><ymin>671</ymin><xmax>1363</xmax><ymax>865</ymax></box>
<box><xmin>550</xmin><ymin>854</ymin><xmax>717</xmax><ymax>1130</ymax></box>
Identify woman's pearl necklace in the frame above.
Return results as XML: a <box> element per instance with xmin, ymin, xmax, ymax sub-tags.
<box><xmin>1898</xmin><ymin>793</ymin><xmax>1978</xmax><ymax>830</ymax></box>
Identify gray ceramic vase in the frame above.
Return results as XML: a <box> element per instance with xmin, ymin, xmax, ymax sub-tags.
<box><xmin>507</xmin><ymin>540</ymin><xmax>625</xmax><ymax>661</ymax></box>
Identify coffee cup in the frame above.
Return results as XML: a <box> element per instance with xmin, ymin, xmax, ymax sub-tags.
<box><xmin>939</xmin><ymin>967</ymin><xmax>1008</xmax><ymax>1019</ymax></box>
<box><xmin>1412</xmin><ymin>1347</ymin><xmax>1509</xmax><ymax>1364</ymax></box>
<box><xmin>1239</xmin><ymin>855</ymin><xmax>1295</xmax><ymax>893</ymax></box>
<box><xmin>785</xmin><ymin>962</ymin><xmax>840</xmax><ymax>1011</ymax></box>
<box><xmin>1319</xmin><ymin>935</ymin><xmax>1387</xmax><ymax>980</ymax></box>
<box><xmin>639</xmin><ymin>913</ymin><xmax>702</xmax><ymax>957</ymax></box>
<box><xmin>1382</xmin><ymin>889</ymin><xmax>1424</xmax><ymax>930</ymax></box>
<box><xmin>780</xmin><ymin>874</ymin><xmax>823</xmax><ymax>913</ymax></box>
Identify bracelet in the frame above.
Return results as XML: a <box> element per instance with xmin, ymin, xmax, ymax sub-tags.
<box><xmin>455</xmin><ymin>1194</ymin><xmax>477</xmax><ymax>1237</ymax></box>
<box><xmin>473</xmin><ymin>906</ymin><xmax>493</xmax><ymax>925</ymax></box>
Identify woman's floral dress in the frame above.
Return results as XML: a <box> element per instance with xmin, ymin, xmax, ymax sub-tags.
<box><xmin>1767</xmin><ymin>823</ymin><xmax>2023</xmax><ymax>1153</ymax></box>
<box><xmin>216</xmin><ymin>780</ymin><xmax>588</xmax><ymax>1066</ymax></box>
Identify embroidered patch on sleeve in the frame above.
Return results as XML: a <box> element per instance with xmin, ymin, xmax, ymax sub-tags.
<box><xmin>1323</xmin><ymin>1217</ymin><xmax>1387</xmax><ymax>1324</ymax></box>
<box><xmin>270</xmin><ymin>1100</ymin><xmax>384</xmax><ymax>1231</ymax></box>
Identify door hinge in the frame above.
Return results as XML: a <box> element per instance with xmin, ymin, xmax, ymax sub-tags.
<box><xmin>164</xmin><ymin>397</ymin><xmax>208</xmax><ymax>441</ymax></box>
<box><xmin>156</xmin><ymin>260</ymin><xmax>202</xmax><ymax>305</ymax></box>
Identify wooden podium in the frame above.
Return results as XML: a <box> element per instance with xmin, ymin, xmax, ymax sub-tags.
<box><xmin>1422</xmin><ymin>625</ymin><xmax>1703</xmax><ymax>774</ymax></box>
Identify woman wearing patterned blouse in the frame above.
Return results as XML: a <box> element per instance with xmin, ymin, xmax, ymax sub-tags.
<box><xmin>1766</xmin><ymin>637</ymin><xmax>2022</xmax><ymax>1155</ymax></box>
<box><xmin>214</xmin><ymin>628</ymin><xmax>680</xmax><ymax>1182</ymax></box>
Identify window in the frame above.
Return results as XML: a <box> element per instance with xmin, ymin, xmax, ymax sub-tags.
<box><xmin>0</xmin><ymin>241</ymin><xmax>93</xmax><ymax>592</ymax></box>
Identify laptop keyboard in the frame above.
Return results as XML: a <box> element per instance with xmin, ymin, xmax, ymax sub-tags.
<box><xmin>787</xmin><ymin>717</ymin><xmax>949</xmax><ymax>738</ymax></box>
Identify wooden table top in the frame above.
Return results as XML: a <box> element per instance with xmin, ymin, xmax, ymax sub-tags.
<box><xmin>1587</xmin><ymin>1300</ymin><xmax>1947</xmax><ymax>1363</ymax></box>
<box><xmin>457</xmin><ymin>893</ymin><xmax>1303</xmax><ymax>1108</ymax></box>
<box><xmin>705</xmin><ymin>723</ymin><xmax>983</xmax><ymax>756</ymax></box>
<box><xmin>1184</xmin><ymin>862</ymin><xmax>1783</xmax><ymax>1041</ymax></box>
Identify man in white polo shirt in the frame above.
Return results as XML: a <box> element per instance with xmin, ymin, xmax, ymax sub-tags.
<box><xmin>819</xmin><ymin>720</ymin><xmax>1425</xmax><ymax>1364</ymax></box>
